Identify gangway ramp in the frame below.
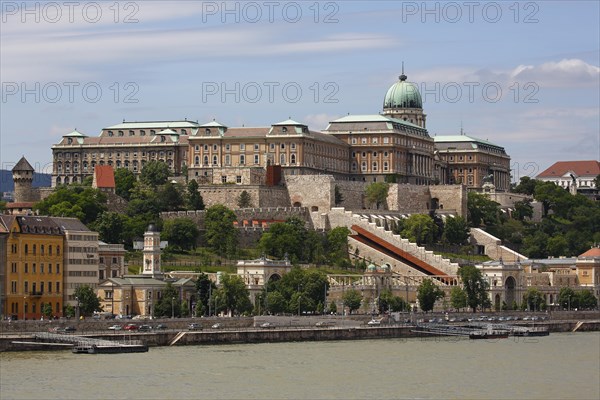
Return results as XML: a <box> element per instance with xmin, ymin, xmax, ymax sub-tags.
<box><xmin>169</xmin><ymin>331</ymin><xmax>187</xmax><ymax>346</ymax></box>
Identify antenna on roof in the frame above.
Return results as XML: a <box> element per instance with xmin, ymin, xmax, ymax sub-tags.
<box><xmin>123</xmin><ymin>118</ymin><xmax>125</xmax><ymax>123</ymax></box>
<box><xmin>460</xmin><ymin>121</ymin><xmax>464</xmax><ymax>135</ymax></box>
<box><xmin>402</xmin><ymin>61</ymin><xmax>404</xmax><ymax>75</ymax></box>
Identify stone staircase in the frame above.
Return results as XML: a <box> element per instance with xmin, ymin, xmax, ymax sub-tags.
<box><xmin>327</xmin><ymin>208</ymin><xmax>460</xmax><ymax>278</ymax></box>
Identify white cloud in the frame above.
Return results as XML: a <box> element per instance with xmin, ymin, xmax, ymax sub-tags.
<box><xmin>303</xmin><ymin>113</ymin><xmax>340</xmax><ymax>130</ymax></box>
<box><xmin>510</xmin><ymin>59</ymin><xmax>600</xmax><ymax>88</ymax></box>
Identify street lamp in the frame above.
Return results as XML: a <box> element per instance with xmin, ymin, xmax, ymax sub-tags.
<box><xmin>171</xmin><ymin>297</ymin><xmax>175</xmax><ymax>319</ymax></box>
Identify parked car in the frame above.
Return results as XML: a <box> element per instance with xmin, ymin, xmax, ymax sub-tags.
<box><xmin>211</xmin><ymin>323</ymin><xmax>222</xmax><ymax>329</ymax></box>
<box><xmin>188</xmin><ymin>323</ymin><xmax>202</xmax><ymax>331</ymax></box>
<box><xmin>138</xmin><ymin>325</ymin><xmax>152</xmax><ymax>332</ymax></box>
<box><xmin>260</xmin><ymin>322</ymin><xmax>275</xmax><ymax>329</ymax></box>
<box><xmin>367</xmin><ymin>319</ymin><xmax>381</xmax><ymax>326</ymax></box>
<box><xmin>123</xmin><ymin>323</ymin><xmax>138</xmax><ymax>331</ymax></box>
<box><xmin>63</xmin><ymin>326</ymin><xmax>77</xmax><ymax>333</ymax></box>
<box><xmin>154</xmin><ymin>324</ymin><xmax>167</xmax><ymax>330</ymax></box>
<box><xmin>107</xmin><ymin>324</ymin><xmax>122</xmax><ymax>331</ymax></box>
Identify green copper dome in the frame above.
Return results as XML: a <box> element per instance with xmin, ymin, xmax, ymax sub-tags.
<box><xmin>383</xmin><ymin>73</ymin><xmax>422</xmax><ymax>109</ymax></box>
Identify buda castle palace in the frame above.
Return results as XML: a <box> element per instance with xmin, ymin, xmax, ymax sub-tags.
<box><xmin>51</xmin><ymin>72</ymin><xmax>511</xmax><ymax>193</ymax></box>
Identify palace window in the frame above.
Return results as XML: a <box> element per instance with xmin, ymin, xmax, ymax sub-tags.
<box><xmin>290</xmin><ymin>154</ymin><xmax>296</xmax><ymax>165</ymax></box>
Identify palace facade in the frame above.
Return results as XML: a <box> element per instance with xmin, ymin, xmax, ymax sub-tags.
<box><xmin>50</xmin><ymin>72</ymin><xmax>511</xmax><ymax>191</ymax></box>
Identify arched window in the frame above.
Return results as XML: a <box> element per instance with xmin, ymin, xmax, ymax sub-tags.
<box><xmin>203</xmin><ymin>156</ymin><xmax>209</xmax><ymax>166</ymax></box>
<box><xmin>195</xmin><ymin>156</ymin><xmax>200</xmax><ymax>165</ymax></box>
<box><xmin>212</xmin><ymin>155</ymin><xmax>218</xmax><ymax>165</ymax></box>
<box><xmin>280</xmin><ymin>153</ymin><xmax>286</xmax><ymax>165</ymax></box>
<box><xmin>290</xmin><ymin>154</ymin><xmax>296</xmax><ymax>165</ymax></box>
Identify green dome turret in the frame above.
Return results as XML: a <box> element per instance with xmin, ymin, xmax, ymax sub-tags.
<box><xmin>383</xmin><ymin>73</ymin><xmax>422</xmax><ymax>110</ymax></box>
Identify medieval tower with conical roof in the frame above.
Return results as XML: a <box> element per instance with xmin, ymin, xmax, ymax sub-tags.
<box><xmin>12</xmin><ymin>156</ymin><xmax>36</xmax><ymax>203</ymax></box>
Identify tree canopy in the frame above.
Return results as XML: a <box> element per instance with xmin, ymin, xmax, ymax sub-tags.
<box><xmin>417</xmin><ymin>279</ymin><xmax>444</xmax><ymax>312</ymax></box>
<box><xmin>204</xmin><ymin>205</ymin><xmax>238</xmax><ymax>257</ymax></box>
<box><xmin>401</xmin><ymin>214</ymin><xmax>438</xmax><ymax>245</ymax></box>
<box><xmin>139</xmin><ymin>160</ymin><xmax>170</xmax><ymax>187</ymax></box>
<box><xmin>34</xmin><ymin>186</ymin><xmax>107</xmax><ymax>225</ymax></box>
<box><xmin>74</xmin><ymin>285</ymin><xmax>102</xmax><ymax>316</ymax></box>
<box><xmin>342</xmin><ymin>289</ymin><xmax>363</xmax><ymax>314</ymax></box>
<box><xmin>162</xmin><ymin>218</ymin><xmax>199</xmax><ymax>251</ymax></box>
<box><xmin>365</xmin><ymin>182</ymin><xmax>389</xmax><ymax>209</ymax></box>
<box><xmin>458</xmin><ymin>265</ymin><xmax>490</xmax><ymax>312</ymax></box>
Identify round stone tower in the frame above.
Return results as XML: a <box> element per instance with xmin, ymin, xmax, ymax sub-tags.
<box><xmin>12</xmin><ymin>156</ymin><xmax>35</xmax><ymax>203</ymax></box>
<box><xmin>382</xmin><ymin>69</ymin><xmax>427</xmax><ymax>128</ymax></box>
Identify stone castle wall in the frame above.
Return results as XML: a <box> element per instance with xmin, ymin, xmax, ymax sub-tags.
<box><xmin>429</xmin><ymin>184</ymin><xmax>467</xmax><ymax>217</ymax></box>
<box><xmin>198</xmin><ymin>185</ymin><xmax>290</xmax><ymax>209</ymax></box>
<box><xmin>283</xmin><ymin>175</ymin><xmax>334</xmax><ymax>212</ymax></box>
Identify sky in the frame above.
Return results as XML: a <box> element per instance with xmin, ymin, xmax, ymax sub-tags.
<box><xmin>1</xmin><ymin>0</ymin><xmax>599</xmax><ymax>182</ymax></box>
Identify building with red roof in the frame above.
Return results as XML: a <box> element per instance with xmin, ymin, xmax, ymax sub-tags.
<box><xmin>92</xmin><ymin>165</ymin><xmax>116</xmax><ymax>193</ymax></box>
<box><xmin>537</xmin><ymin>160</ymin><xmax>600</xmax><ymax>195</ymax></box>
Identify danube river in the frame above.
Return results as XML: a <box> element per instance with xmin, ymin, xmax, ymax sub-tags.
<box><xmin>1</xmin><ymin>332</ymin><xmax>598</xmax><ymax>400</ymax></box>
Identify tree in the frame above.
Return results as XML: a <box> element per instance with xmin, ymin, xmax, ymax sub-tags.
<box><xmin>342</xmin><ymin>289</ymin><xmax>363</xmax><ymax>314</ymax></box>
<box><xmin>93</xmin><ymin>212</ymin><xmax>127</xmax><ymax>244</ymax></box>
<box><xmin>140</xmin><ymin>160</ymin><xmax>169</xmax><ymax>187</ymax></box>
<box><xmin>534</xmin><ymin>181</ymin><xmax>571</xmax><ymax>217</ymax></box>
<box><xmin>514</xmin><ymin>176</ymin><xmax>539</xmax><ymax>195</ymax></box>
<box><xmin>237</xmin><ymin>190</ymin><xmax>252</xmax><ymax>208</ymax></box>
<box><xmin>594</xmin><ymin>175</ymin><xmax>600</xmax><ymax>191</ymax></box>
<box><xmin>204</xmin><ymin>205</ymin><xmax>238</xmax><ymax>257</ymax></box>
<box><xmin>215</xmin><ymin>274</ymin><xmax>252</xmax><ymax>316</ymax></box>
<box><xmin>546</xmin><ymin>235</ymin><xmax>569</xmax><ymax>257</ymax></box>
<box><xmin>74</xmin><ymin>285</ymin><xmax>102</xmax><ymax>316</ymax></box>
<box><xmin>417</xmin><ymin>279</ymin><xmax>444</xmax><ymax>312</ymax></box>
<box><xmin>258</xmin><ymin>217</ymin><xmax>322</xmax><ymax>263</ymax></box>
<box><xmin>326</xmin><ymin>226</ymin><xmax>351</xmax><ymax>266</ymax></box>
<box><xmin>157</xmin><ymin>182</ymin><xmax>185</xmax><ymax>212</ymax></box>
<box><xmin>379</xmin><ymin>289</ymin><xmax>408</xmax><ymax>313</ymax></box>
<box><xmin>154</xmin><ymin>283</ymin><xmax>180</xmax><ymax>318</ymax></box>
<box><xmin>265</xmin><ymin>291</ymin><xmax>287</xmax><ymax>315</ymax></box>
<box><xmin>576</xmin><ymin>290</ymin><xmax>598</xmax><ymax>310</ymax></box>
<box><xmin>328</xmin><ymin>300</ymin><xmax>337</xmax><ymax>314</ymax></box>
<box><xmin>558</xmin><ymin>287</ymin><xmax>576</xmax><ymax>310</ymax></box>
<box><xmin>467</xmin><ymin>192</ymin><xmax>502</xmax><ymax>227</ymax></box>
<box><xmin>41</xmin><ymin>303</ymin><xmax>53</xmax><ymax>319</ymax></box>
<box><xmin>401</xmin><ymin>214</ymin><xmax>438</xmax><ymax>245</ymax></box>
<box><xmin>162</xmin><ymin>218</ymin><xmax>199</xmax><ymax>251</ymax></box>
<box><xmin>458</xmin><ymin>265</ymin><xmax>490</xmax><ymax>312</ymax></box>
<box><xmin>195</xmin><ymin>272</ymin><xmax>216</xmax><ymax>316</ymax></box>
<box><xmin>186</xmin><ymin>180</ymin><xmax>205</xmax><ymax>211</ymax></box>
<box><xmin>512</xmin><ymin>199</ymin><xmax>533</xmax><ymax>221</ymax></box>
<box><xmin>334</xmin><ymin>185</ymin><xmax>344</xmax><ymax>206</ymax></box>
<box><xmin>365</xmin><ymin>182</ymin><xmax>389</xmax><ymax>209</ymax></box>
<box><xmin>450</xmin><ymin>286</ymin><xmax>468</xmax><ymax>311</ymax></box>
<box><xmin>34</xmin><ymin>186</ymin><xmax>107</xmax><ymax>225</ymax></box>
<box><xmin>114</xmin><ymin>168</ymin><xmax>136</xmax><ymax>200</ymax></box>
<box><xmin>443</xmin><ymin>216</ymin><xmax>470</xmax><ymax>245</ymax></box>
<box><xmin>523</xmin><ymin>288</ymin><xmax>545</xmax><ymax>311</ymax></box>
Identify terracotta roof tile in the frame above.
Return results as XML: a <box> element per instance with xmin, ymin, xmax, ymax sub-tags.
<box><xmin>93</xmin><ymin>165</ymin><xmax>115</xmax><ymax>188</ymax></box>
<box><xmin>538</xmin><ymin>160</ymin><xmax>600</xmax><ymax>178</ymax></box>
<box><xmin>579</xmin><ymin>247</ymin><xmax>600</xmax><ymax>258</ymax></box>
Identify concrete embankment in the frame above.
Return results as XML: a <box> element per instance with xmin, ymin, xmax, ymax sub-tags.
<box><xmin>1</xmin><ymin>320</ymin><xmax>599</xmax><ymax>352</ymax></box>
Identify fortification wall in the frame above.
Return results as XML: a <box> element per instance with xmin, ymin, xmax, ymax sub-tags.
<box><xmin>284</xmin><ymin>175</ymin><xmax>333</xmax><ymax>212</ymax></box>
<box><xmin>429</xmin><ymin>185</ymin><xmax>466</xmax><ymax>217</ymax></box>
<box><xmin>469</xmin><ymin>228</ymin><xmax>527</xmax><ymax>261</ymax></box>
<box><xmin>390</xmin><ymin>184</ymin><xmax>431</xmax><ymax>213</ymax></box>
<box><xmin>333</xmin><ymin>181</ymin><xmax>366</xmax><ymax>210</ymax></box>
<box><xmin>199</xmin><ymin>185</ymin><xmax>290</xmax><ymax>209</ymax></box>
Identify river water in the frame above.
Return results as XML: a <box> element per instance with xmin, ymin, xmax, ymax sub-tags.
<box><xmin>1</xmin><ymin>332</ymin><xmax>598</xmax><ymax>400</ymax></box>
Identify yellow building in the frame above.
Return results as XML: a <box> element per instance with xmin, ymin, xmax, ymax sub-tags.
<box><xmin>0</xmin><ymin>215</ymin><xmax>64</xmax><ymax>319</ymax></box>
